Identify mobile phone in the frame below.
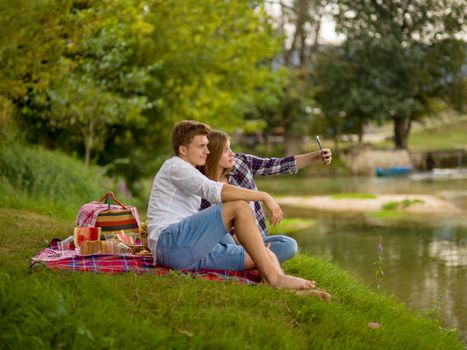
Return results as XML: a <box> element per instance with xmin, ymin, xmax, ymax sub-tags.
<box><xmin>316</xmin><ymin>135</ymin><xmax>323</xmax><ymax>151</ymax></box>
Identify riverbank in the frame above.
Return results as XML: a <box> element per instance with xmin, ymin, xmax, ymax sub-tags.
<box><xmin>0</xmin><ymin>207</ymin><xmax>464</xmax><ymax>349</ymax></box>
<box><xmin>277</xmin><ymin>193</ymin><xmax>463</xmax><ymax>216</ymax></box>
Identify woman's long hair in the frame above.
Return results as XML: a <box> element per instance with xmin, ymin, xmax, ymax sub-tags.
<box><xmin>203</xmin><ymin>130</ymin><xmax>230</xmax><ymax>181</ymax></box>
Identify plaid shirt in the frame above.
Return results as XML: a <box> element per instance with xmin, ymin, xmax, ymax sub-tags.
<box><xmin>200</xmin><ymin>153</ymin><xmax>297</xmax><ymax>236</ymax></box>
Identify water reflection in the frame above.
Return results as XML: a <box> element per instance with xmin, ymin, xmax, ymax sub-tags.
<box><xmin>292</xmin><ymin>216</ymin><xmax>467</xmax><ymax>340</ymax></box>
<box><xmin>429</xmin><ymin>240</ymin><xmax>467</xmax><ymax>267</ymax></box>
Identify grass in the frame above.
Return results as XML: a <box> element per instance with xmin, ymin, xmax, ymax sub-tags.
<box><xmin>377</xmin><ymin>118</ymin><xmax>467</xmax><ymax>150</ymax></box>
<box><xmin>407</xmin><ymin>119</ymin><xmax>467</xmax><ymax>150</ymax></box>
<box><xmin>267</xmin><ymin>217</ymin><xmax>317</xmax><ymax>235</ymax></box>
<box><xmin>0</xmin><ymin>207</ymin><xmax>464</xmax><ymax>350</ymax></box>
<box><xmin>365</xmin><ymin>199</ymin><xmax>425</xmax><ymax>220</ymax></box>
<box><xmin>365</xmin><ymin>210</ymin><xmax>408</xmax><ymax>220</ymax></box>
<box><xmin>382</xmin><ymin>199</ymin><xmax>425</xmax><ymax>211</ymax></box>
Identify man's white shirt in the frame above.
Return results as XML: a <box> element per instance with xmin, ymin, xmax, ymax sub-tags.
<box><xmin>147</xmin><ymin>156</ymin><xmax>224</xmax><ymax>254</ymax></box>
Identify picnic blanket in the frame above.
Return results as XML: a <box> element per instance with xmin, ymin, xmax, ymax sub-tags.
<box><xmin>30</xmin><ymin>240</ymin><xmax>261</xmax><ymax>285</ymax></box>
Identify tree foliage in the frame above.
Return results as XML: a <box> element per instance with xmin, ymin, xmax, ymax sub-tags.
<box><xmin>315</xmin><ymin>0</ymin><xmax>466</xmax><ymax>148</ymax></box>
<box><xmin>142</xmin><ymin>0</ymin><xmax>285</xmax><ymax>130</ymax></box>
<box><xmin>0</xmin><ymin>0</ymin><xmax>285</xmax><ymax>185</ymax></box>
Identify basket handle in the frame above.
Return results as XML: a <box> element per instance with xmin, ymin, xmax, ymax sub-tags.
<box><xmin>98</xmin><ymin>191</ymin><xmax>127</xmax><ymax>209</ymax></box>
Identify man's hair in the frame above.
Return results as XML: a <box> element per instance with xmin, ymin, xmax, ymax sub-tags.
<box><xmin>171</xmin><ymin>120</ymin><xmax>211</xmax><ymax>155</ymax></box>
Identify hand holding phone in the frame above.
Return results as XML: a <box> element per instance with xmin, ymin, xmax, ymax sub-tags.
<box><xmin>316</xmin><ymin>135</ymin><xmax>332</xmax><ymax>165</ymax></box>
<box><xmin>316</xmin><ymin>135</ymin><xmax>323</xmax><ymax>151</ymax></box>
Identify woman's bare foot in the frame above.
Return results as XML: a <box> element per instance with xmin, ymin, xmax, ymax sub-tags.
<box><xmin>292</xmin><ymin>288</ymin><xmax>332</xmax><ymax>302</ymax></box>
<box><xmin>265</xmin><ymin>273</ymin><xmax>316</xmax><ymax>290</ymax></box>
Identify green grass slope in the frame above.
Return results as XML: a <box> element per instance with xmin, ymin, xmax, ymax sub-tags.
<box><xmin>0</xmin><ymin>208</ymin><xmax>463</xmax><ymax>350</ymax></box>
<box><xmin>407</xmin><ymin>119</ymin><xmax>467</xmax><ymax>150</ymax></box>
<box><xmin>376</xmin><ymin>118</ymin><xmax>467</xmax><ymax>150</ymax></box>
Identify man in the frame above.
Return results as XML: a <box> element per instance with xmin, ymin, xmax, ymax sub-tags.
<box><xmin>147</xmin><ymin>120</ymin><xmax>315</xmax><ymax>290</ymax></box>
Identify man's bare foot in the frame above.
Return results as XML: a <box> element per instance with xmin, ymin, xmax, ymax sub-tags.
<box><xmin>292</xmin><ymin>288</ymin><xmax>331</xmax><ymax>302</ymax></box>
<box><xmin>368</xmin><ymin>322</ymin><xmax>382</xmax><ymax>329</ymax></box>
<box><xmin>265</xmin><ymin>274</ymin><xmax>316</xmax><ymax>290</ymax></box>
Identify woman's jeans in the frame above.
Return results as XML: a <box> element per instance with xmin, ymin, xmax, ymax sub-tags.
<box><xmin>221</xmin><ymin>233</ymin><xmax>297</xmax><ymax>263</ymax></box>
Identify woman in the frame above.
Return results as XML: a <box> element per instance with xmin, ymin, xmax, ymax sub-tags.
<box><xmin>200</xmin><ymin>130</ymin><xmax>332</xmax><ymax>263</ymax></box>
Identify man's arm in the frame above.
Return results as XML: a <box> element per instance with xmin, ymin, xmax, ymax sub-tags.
<box><xmin>169</xmin><ymin>160</ymin><xmax>223</xmax><ymax>204</ymax></box>
<box><xmin>220</xmin><ymin>184</ymin><xmax>283</xmax><ymax>225</ymax></box>
<box><xmin>295</xmin><ymin>149</ymin><xmax>332</xmax><ymax>169</ymax></box>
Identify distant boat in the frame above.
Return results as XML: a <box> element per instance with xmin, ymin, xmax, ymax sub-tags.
<box><xmin>375</xmin><ymin>165</ymin><xmax>412</xmax><ymax>177</ymax></box>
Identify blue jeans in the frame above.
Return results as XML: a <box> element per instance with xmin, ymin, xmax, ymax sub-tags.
<box><xmin>263</xmin><ymin>235</ymin><xmax>298</xmax><ymax>263</ymax></box>
<box><xmin>156</xmin><ymin>204</ymin><xmax>245</xmax><ymax>271</ymax></box>
<box><xmin>218</xmin><ymin>232</ymin><xmax>297</xmax><ymax>263</ymax></box>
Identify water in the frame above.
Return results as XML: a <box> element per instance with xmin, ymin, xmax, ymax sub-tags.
<box><xmin>257</xmin><ymin>174</ymin><xmax>467</xmax><ymax>341</ymax></box>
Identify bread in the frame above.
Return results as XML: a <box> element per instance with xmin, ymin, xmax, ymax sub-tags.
<box><xmin>80</xmin><ymin>240</ymin><xmax>103</xmax><ymax>255</ymax></box>
<box><xmin>79</xmin><ymin>240</ymin><xmax>137</xmax><ymax>255</ymax></box>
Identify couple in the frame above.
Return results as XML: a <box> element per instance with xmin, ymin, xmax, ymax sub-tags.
<box><xmin>147</xmin><ymin>120</ymin><xmax>332</xmax><ymax>294</ymax></box>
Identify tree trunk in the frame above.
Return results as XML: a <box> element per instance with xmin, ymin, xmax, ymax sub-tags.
<box><xmin>308</xmin><ymin>15</ymin><xmax>322</xmax><ymax>66</ymax></box>
<box><xmin>358</xmin><ymin>128</ymin><xmax>363</xmax><ymax>143</ymax></box>
<box><xmin>393</xmin><ymin>117</ymin><xmax>411</xmax><ymax>149</ymax></box>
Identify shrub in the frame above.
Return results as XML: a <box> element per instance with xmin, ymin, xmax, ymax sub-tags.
<box><xmin>0</xmin><ymin>142</ymin><xmax>109</xmax><ymax>219</ymax></box>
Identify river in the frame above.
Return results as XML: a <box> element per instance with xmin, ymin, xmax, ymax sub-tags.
<box><xmin>257</xmin><ymin>174</ymin><xmax>467</xmax><ymax>341</ymax></box>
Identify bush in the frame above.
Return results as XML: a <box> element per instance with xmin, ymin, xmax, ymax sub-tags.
<box><xmin>0</xmin><ymin>142</ymin><xmax>110</xmax><ymax>219</ymax></box>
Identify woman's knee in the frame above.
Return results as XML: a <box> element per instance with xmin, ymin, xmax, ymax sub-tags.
<box><xmin>284</xmin><ymin>236</ymin><xmax>298</xmax><ymax>256</ymax></box>
<box><xmin>265</xmin><ymin>235</ymin><xmax>298</xmax><ymax>262</ymax></box>
<box><xmin>280</xmin><ymin>236</ymin><xmax>298</xmax><ymax>261</ymax></box>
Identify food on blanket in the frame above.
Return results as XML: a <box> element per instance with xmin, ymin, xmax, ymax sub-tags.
<box><xmin>103</xmin><ymin>233</ymin><xmax>116</xmax><ymax>240</ymax></box>
<box><xmin>80</xmin><ymin>240</ymin><xmax>103</xmax><ymax>255</ymax></box>
<box><xmin>74</xmin><ymin>227</ymin><xmax>101</xmax><ymax>247</ymax></box>
<box><xmin>112</xmin><ymin>241</ymin><xmax>132</xmax><ymax>254</ymax></box>
<box><xmin>139</xmin><ymin>221</ymin><xmax>148</xmax><ymax>247</ymax></box>
<box><xmin>135</xmin><ymin>249</ymin><xmax>152</xmax><ymax>257</ymax></box>
<box><xmin>116</xmin><ymin>230</ymin><xmax>135</xmax><ymax>246</ymax></box>
<box><xmin>130</xmin><ymin>245</ymin><xmax>150</xmax><ymax>254</ymax></box>
<box><xmin>140</xmin><ymin>221</ymin><xmax>148</xmax><ymax>235</ymax></box>
<box><xmin>79</xmin><ymin>240</ymin><xmax>132</xmax><ymax>255</ymax></box>
<box><xmin>101</xmin><ymin>241</ymin><xmax>114</xmax><ymax>254</ymax></box>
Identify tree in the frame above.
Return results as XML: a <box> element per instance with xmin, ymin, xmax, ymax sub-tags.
<box><xmin>141</xmin><ymin>0</ymin><xmax>285</xmax><ymax>132</ymax></box>
<box><xmin>45</xmin><ymin>1</ymin><xmax>152</xmax><ymax>167</ymax></box>
<box><xmin>327</xmin><ymin>0</ymin><xmax>466</xmax><ymax>149</ymax></box>
<box><xmin>260</xmin><ymin>0</ymin><xmax>332</xmax><ymax>154</ymax></box>
<box><xmin>47</xmin><ymin>74</ymin><xmax>148</xmax><ymax>167</ymax></box>
<box><xmin>2</xmin><ymin>0</ymin><xmax>288</xmax><ymax>185</ymax></box>
<box><xmin>0</xmin><ymin>0</ymin><xmax>73</xmax><ymax>137</ymax></box>
<box><xmin>6</xmin><ymin>1</ymin><xmax>152</xmax><ymax>168</ymax></box>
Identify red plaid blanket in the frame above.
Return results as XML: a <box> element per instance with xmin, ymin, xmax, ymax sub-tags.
<box><xmin>31</xmin><ymin>241</ymin><xmax>261</xmax><ymax>285</ymax></box>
